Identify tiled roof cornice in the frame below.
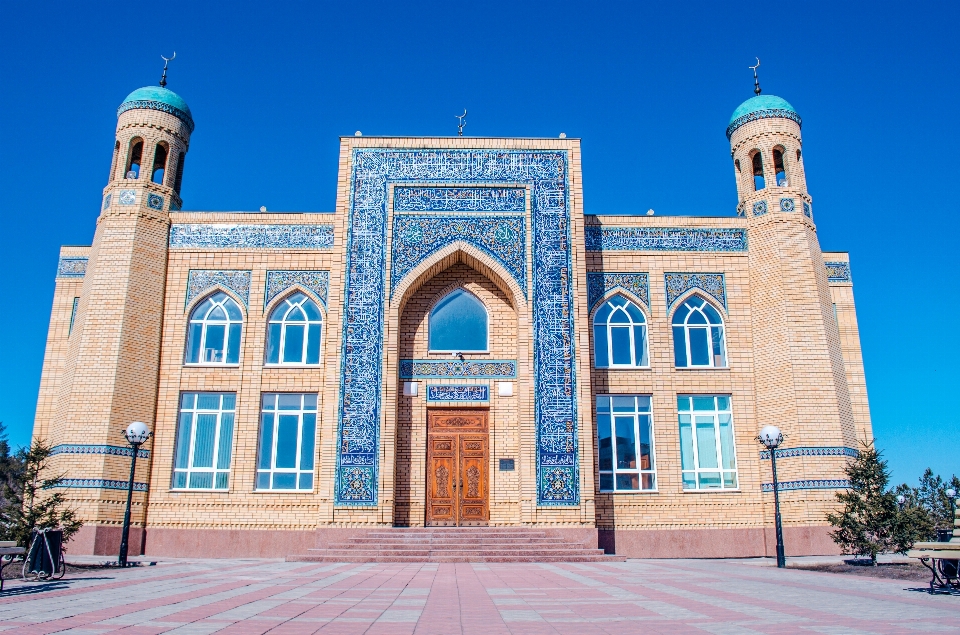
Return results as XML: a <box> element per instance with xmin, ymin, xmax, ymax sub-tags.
<box><xmin>118</xmin><ymin>100</ymin><xmax>195</xmax><ymax>133</ymax></box>
<box><xmin>726</xmin><ymin>109</ymin><xmax>802</xmax><ymax>139</ymax></box>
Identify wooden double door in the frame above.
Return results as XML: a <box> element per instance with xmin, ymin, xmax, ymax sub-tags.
<box><xmin>426</xmin><ymin>409</ymin><xmax>489</xmax><ymax>526</ymax></box>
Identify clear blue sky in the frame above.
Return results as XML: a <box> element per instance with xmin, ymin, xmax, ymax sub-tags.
<box><xmin>2</xmin><ymin>1</ymin><xmax>957</xmax><ymax>486</ymax></box>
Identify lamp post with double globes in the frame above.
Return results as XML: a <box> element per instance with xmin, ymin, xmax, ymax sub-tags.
<box><xmin>118</xmin><ymin>421</ymin><xmax>152</xmax><ymax>568</ymax></box>
<box><xmin>757</xmin><ymin>425</ymin><xmax>786</xmax><ymax>568</ymax></box>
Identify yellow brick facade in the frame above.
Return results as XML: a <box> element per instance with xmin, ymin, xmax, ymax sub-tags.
<box><xmin>32</xmin><ymin>85</ymin><xmax>872</xmax><ymax>558</ymax></box>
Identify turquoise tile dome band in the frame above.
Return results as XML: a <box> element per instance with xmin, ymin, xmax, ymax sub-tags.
<box><xmin>726</xmin><ymin>94</ymin><xmax>800</xmax><ymax>139</ymax></box>
<box><xmin>118</xmin><ymin>86</ymin><xmax>194</xmax><ymax>132</ymax></box>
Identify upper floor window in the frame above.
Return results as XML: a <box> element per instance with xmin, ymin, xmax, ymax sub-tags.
<box><xmin>593</xmin><ymin>295</ymin><xmax>648</xmax><ymax>368</ymax></box>
<box><xmin>266</xmin><ymin>292</ymin><xmax>323</xmax><ymax>366</ymax></box>
<box><xmin>428</xmin><ymin>288</ymin><xmax>488</xmax><ymax>353</ymax></box>
<box><xmin>185</xmin><ymin>292</ymin><xmax>243</xmax><ymax>365</ymax></box>
<box><xmin>678</xmin><ymin>395</ymin><xmax>738</xmax><ymax>490</ymax></box>
<box><xmin>672</xmin><ymin>294</ymin><xmax>727</xmax><ymax>368</ymax></box>
<box><xmin>751</xmin><ymin>151</ymin><xmax>765</xmax><ymax>190</ymax></box>
<box><xmin>597</xmin><ymin>395</ymin><xmax>656</xmax><ymax>492</ymax></box>
<box><xmin>172</xmin><ymin>392</ymin><xmax>235</xmax><ymax>490</ymax></box>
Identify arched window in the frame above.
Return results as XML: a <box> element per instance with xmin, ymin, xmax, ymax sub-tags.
<box><xmin>672</xmin><ymin>294</ymin><xmax>727</xmax><ymax>368</ymax></box>
<box><xmin>173</xmin><ymin>151</ymin><xmax>185</xmax><ymax>194</ymax></box>
<box><xmin>593</xmin><ymin>295</ymin><xmax>648</xmax><ymax>368</ymax></box>
<box><xmin>126</xmin><ymin>138</ymin><xmax>143</xmax><ymax>179</ymax></box>
<box><xmin>266</xmin><ymin>292</ymin><xmax>323</xmax><ymax>365</ymax></box>
<box><xmin>151</xmin><ymin>143</ymin><xmax>169</xmax><ymax>184</ymax></box>
<box><xmin>773</xmin><ymin>147</ymin><xmax>787</xmax><ymax>186</ymax></box>
<box><xmin>751</xmin><ymin>151</ymin><xmax>765</xmax><ymax>190</ymax></box>
<box><xmin>428</xmin><ymin>288</ymin><xmax>488</xmax><ymax>352</ymax></box>
<box><xmin>185</xmin><ymin>292</ymin><xmax>243</xmax><ymax>365</ymax></box>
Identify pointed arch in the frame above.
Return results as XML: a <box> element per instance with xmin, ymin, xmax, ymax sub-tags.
<box><xmin>184</xmin><ymin>289</ymin><xmax>245</xmax><ymax>365</ymax></box>
<box><xmin>670</xmin><ymin>293</ymin><xmax>727</xmax><ymax>368</ymax></box>
<box><xmin>264</xmin><ymin>290</ymin><xmax>324</xmax><ymax>366</ymax></box>
<box><xmin>592</xmin><ymin>293</ymin><xmax>649</xmax><ymax>368</ymax></box>
<box><xmin>427</xmin><ymin>287</ymin><xmax>489</xmax><ymax>353</ymax></box>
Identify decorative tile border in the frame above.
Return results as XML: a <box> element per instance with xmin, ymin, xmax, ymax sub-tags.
<box><xmin>51</xmin><ymin>444</ymin><xmax>150</xmax><ymax>459</ymax></box>
<box><xmin>53</xmin><ymin>478</ymin><xmax>149</xmax><ymax>492</ymax></box>
<box><xmin>265</xmin><ymin>270</ymin><xmax>330</xmax><ymax>308</ymax></box>
<box><xmin>726</xmin><ymin>108</ymin><xmax>802</xmax><ymax>139</ymax></box>
<box><xmin>186</xmin><ymin>270</ymin><xmax>251</xmax><ymax>308</ymax></box>
<box><xmin>399</xmin><ymin>360</ymin><xmax>517</xmax><ymax>379</ymax></box>
<box><xmin>825</xmin><ymin>261</ymin><xmax>852</xmax><ymax>283</ymax></box>
<box><xmin>779</xmin><ymin>197</ymin><xmax>795</xmax><ymax>212</ymax></box>
<box><xmin>752</xmin><ymin>200</ymin><xmax>768</xmax><ymax>216</ymax></box>
<box><xmin>759</xmin><ymin>446</ymin><xmax>858</xmax><ymax>460</ymax></box>
<box><xmin>586</xmin><ymin>273</ymin><xmax>649</xmax><ymax>312</ymax></box>
<box><xmin>391</xmin><ymin>215</ymin><xmax>526</xmax><ymax>297</ymax></box>
<box><xmin>762</xmin><ymin>479</ymin><xmax>849</xmax><ymax>492</ymax></box>
<box><xmin>394</xmin><ymin>187</ymin><xmax>525</xmax><ymax>212</ymax></box>
<box><xmin>170</xmin><ymin>224</ymin><xmax>335</xmax><ymax>250</ymax></box>
<box><xmin>664</xmin><ymin>273</ymin><xmax>726</xmax><ymax>313</ymax></box>
<box><xmin>118</xmin><ymin>99</ymin><xmax>195</xmax><ymax>133</ymax></box>
<box><xmin>57</xmin><ymin>257</ymin><xmax>88</xmax><ymax>279</ymax></box>
<box><xmin>102</xmin><ymin>194</ymin><xmax>112</xmax><ymax>210</ymax></box>
<box><xmin>337</xmin><ymin>149</ymin><xmax>579</xmax><ymax>506</ymax></box>
<box><xmin>147</xmin><ymin>193</ymin><xmax>164</xmax><ymax>210</ymax></box>
<box><xmin>426</xmin><ymin>385</ymin><xmax>490</xmax><ymax>402</ymax></box>
<box><xmin>803</xmin><ymin>201</ymin><xmax>812</xmax><ymax>218</ymax></box>
<box><xmin>584</xmin><ymin>227</ymin><xmax>747</xmax><ymax>252</ymax></box>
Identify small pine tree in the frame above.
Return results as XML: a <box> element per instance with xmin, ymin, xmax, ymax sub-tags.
<box><xmin>827</xmin><ymin>441</ymin><xmax>924</xmax><ymax>565</ymax></box>
<box><xmin>0</xmin><ymin>438</ymin><xmax>82</xmax><ymax>548</ymax></box>
<box><xmin>916</xmin><ymin>468</ymin><xmax>960</xmax><ymax>535</ymax></box>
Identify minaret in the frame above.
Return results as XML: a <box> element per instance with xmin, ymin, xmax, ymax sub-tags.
<box><xmin>42</xmin><ymin>63</ymin><xmax>193</xmax><ymax>555</ymax></box>
<box><xmin>729</xmin><ymin>68</ymin><xmax>859</xmax><ymax>554</ymax></box>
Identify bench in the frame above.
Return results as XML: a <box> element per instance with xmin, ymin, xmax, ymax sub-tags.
<box><xmin>908</xmin><ymin>523</ymin><xmax>960</xmax><ymax>594</ymax></box>
<box><xmin>0</xmin><ymin>542</ymin><xmax>26</xmax><ymax>592</ymax></box>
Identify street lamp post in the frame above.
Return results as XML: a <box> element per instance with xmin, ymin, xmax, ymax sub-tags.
<box><xmin>118</xmin><ymin>421</ymin><xmax>151</xmax><ymax>568</ymax></box>
<box><xmin>757</xmin><ymin>425</ymin><xmax>786</xmax><ymax>568</ymax></box>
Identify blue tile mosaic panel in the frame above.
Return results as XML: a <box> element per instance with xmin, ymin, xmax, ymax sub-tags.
<box><xmin>426</xmin><ymin>385</ymin><xmax>489</xmax><ymax>402</ymax></box>
<box><xmin>148</xmin><ymin>193</ymin><xmax>164</xmax><ymax>210</ymax></box>
<box><xmin>584</xmin><ymin>227</ymin><xmax>747</xmax><ymax>252</ymax></box>
<box><xmin>825</xmin><ymin>261</ymin><xmax>851</xmax><ymax>283</ymax></box>
<box><xmin>664</xmin><ymin>273</ymin><xmax>726</xmax><ymax>313</ymax></box>
<box><xmin>50</xmin><ymin>444</ymin><xmax>150</xmax><ymax>459</ymax></box>
<box><xmin>762</xmin><ymin>479</ymin><xmax>849</xmax><ymax>492</ymax></box>
<box><xmin>586</xmin><ymin>273</ymin><xmax>648</xmax><ymax>312</ymax></box>
<box><xmin>759</xmin><ymin>446</ymin><xmax>858</xmax><ymax>460</ymax></box>
<box><xmin>118</xmin><ymin>190</ymin><xmax>137</xmax><ymax>205</ymax></box>
<box><xmin>399</xmin><ymin>360</ymin><xmax>517</xmax><ymax>379</ymax></box>
<box><xmin>394</xmin><ymin>187</ymin><xmax>525</xmax><ymax>212</ymax></box>
<box><xmin>57</xmin><ymin>257</ymin><xmax>88</xmax><ymax>279</ymax></box>
<box><xmin>779</xmin><ymin>197</ymin><xmax>795</xmax><ymax>212</ymax></box>
<box><xmin>752</xmin><ymin>200</ymin><xmax>768</xmax><ymax>216</ymax></box>
<box><xmin>186</xmin><ymin>270</ymin><xmax>251</xmax><ymax>308</ymax></box>
<box><xmin>170</xmin><ymin>224</ymin><xmax>335</xmax><ymax>250</ymax></box>
<box><xmin>391</xmin><ymin>215</ymin><xmax>526</xmax><ymax>297</ymax></box>
<box><xmin>338</xmin><ymin>149</ymin><xmax>578</xmax><ymax>507</ymax></box>
<box><xmin>803</xmin><ymin>202</ymin><xmax>812</xmax><ymax>218</ymax></box>
<box><xmin>265</xmin><ymin>270</ymin><xmax>330</xmax><ymax>308</ymax></box>
<box><xmin>53</xmin><ymin>478</ymin><xmax>149</xmax><ymax>492</ymax></box>
<box><xmin>102</xmin><ymin>194</ymin><xmax>112</xmax><ymax>210</ymax></box>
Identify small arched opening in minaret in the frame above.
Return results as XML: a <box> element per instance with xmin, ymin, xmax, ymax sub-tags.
<box><xmin>125</xmin><ymin>138</ymin><xmax>143</xmax><ymax>179</ymax></box>
<box><xmin>151</xmin><ymin>142</ymin><xmax>169</xmax><ymax>185</ymax></box>
<box><xmin>110</xmin><ymin>141</ymin><xmax>120</xmax><ymax>181</ymax></box>
<box><xmin>751</xmin><ymin>150</ymin><xmax>765</xmax><ymax>190</ymax></box>
<box><xmin>773</xmin><ymin>146</ymin><xmax>787</xmax><ymax>186</ymax></box>
<box><xmin>173</xmin><ymin>151</ymin><xmax>186</xmax><ymax>194</ymax></box>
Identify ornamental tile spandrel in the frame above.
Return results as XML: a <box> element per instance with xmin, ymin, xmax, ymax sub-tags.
<box><xmin>664</xmin><ymin>272</ymin><xmax>726</xmax><ymax>313</ymax></box>
<box><xmin>265</xmin><ymin>270</ymin><xmax>330</xmax><ymax>307</ymax></box>
<box><xmin>586</xmin><ymin>273</ymin><xmax>648</xmax><ymax>311</ymax></box>
<box><xmin>186</xmin><ymin>270</ymin><xmax>251</xmax><ymax>307</ymax></box>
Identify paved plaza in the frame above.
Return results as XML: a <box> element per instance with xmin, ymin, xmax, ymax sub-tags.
<box><xmin>1</xmin><ymin>558</ymin><xmax>958</xmax><ymax>635</ymax></box>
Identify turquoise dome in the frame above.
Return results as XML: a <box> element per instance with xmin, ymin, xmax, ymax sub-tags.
<box><xmin>118</xmin><ymin>86</ymin><xmax>194</xmax><ymax>132</ymax></box>
<box><xmin>726</xmin><ymin>94</ymin><xmax>800</xmax><ymax>139</ymax></box>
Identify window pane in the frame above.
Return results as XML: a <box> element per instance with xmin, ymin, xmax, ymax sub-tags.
<box><xmin>594</xmin><ymin>303</ymin><xmax>613</xmax><ymax>324</ymax></box>
<box><xmin>703</xmin><ymin>304</ymin><xmax>722</xmax><ymax>324</ymax></box>
<box><xmin>634</xmin><ymin>326</ymin><xmax>648</xmax><ymax>366</ymax></box>
<box><xmin>173</xmin><ymin>471</ymin><xmax>187</xmax><ymax>488</ymax></box>
<box><xmin>673</xmin><ymin>326</ymin><xmax>687</xmax><ymax>366</ymax></box>
<box><xmin>193</xmin><ymin>414</ymin><xmax>217</xmax><ymax>468</ymax></box>
<box><xmin>678</xmin><ymin>416</ymin><xmax>693</xmax><ymax>470</ymax></box>
<box><xmin>215</xmin><ymin>472</ymin><xmax>229</xmax><ymax>489</ymax></box>
<box><xmin>638</xmin><ymin>414</ymin><xmax>653</xmax><ymax>470</ymax></box>
<box><xmin>610</xmin><ymin>327</ymin><xmax>632</xmax><ymax>365</ymax></box>
<box><xmin>597</xmin><ymin>414</ymin><xmax>612</xmax><ymax>471</ymax></box>
<box><xmin>226</xmin><ymin>324</ymin><xmax>241</xmax><ymax>364</ymax></box>
<box><xmin>256</xmin><ymin>472</ymin><xmax>270</xmax><ymax>489</ymax></box>
<box><xmin>712</xmin><ymin>327</ymin><xmax>726</xmax><ymax>366</ymax></box>
<box><xmin>186</xmin><ymin>324</ymin><xmax>203</xmax><ymax>363</ymax></box>
<box><xmin>262</xmin><ymin>393</ymin><xmax>276</xmax><ymax>409</ymax></box>
<box><xmin>217</xmin><ymin>414</ymin><xmax>233</xmax><ymax>470</ymax></box>
<box><xmin>197</xmin><ymin>393</ymin><xmax>220</xmax><ymax>410</ymax></box>
<box><xmin>278</xmin><ymin>394</ymin><xmax>301</xmax><ymax>409</ymax></box>
<box><xmin>689</xmin><ymin>328</ymin><xmax>710</xmax><ymax>365</ymax></box>
<box><xmin>616</xmin><ymin>473</ymin><xmax>639</xmax><ymax>491</ymax></box>
<box><xmin>719</xmin><ymin>414</ymin><xmax>736</xmax><ymax>470</ymax></box>
<box><xmin>224</xmin><ymin>299</ymin><xmax>242</xmax><ymax>321</ymax></box>
<box><xmin>672</xmin><ymin>304</ymin><xmax>690</xmax><ymax>325</ymax></box>
<box><xmin>614</xmin><ymin>416</ymin><xmax>637</xmax><ymax>469</ymax></box>
<box><xmin>304</xmin><ymin>393</ymin><xmax>317</xmax><ymax>409</ymax></box>
<box><xmin>625</xmin><ymin>303</ymin><xmax>644</xmax><ymax>323</ymax></box>
<box><xmin>687</xmin><ymin>309</ymin><xmax>707</xmax><ymax>325</ymax></box>
<box><xmin>699</xmin><ymin>472</ymin><xmax>722</xmax><ymax>488</ymax></box>
<box><xmin>593</xmin><ymin>325</ymin><xmax>609</xmax><ymax>367</ymax></box>
<box><xmin>303</xmin><ymin>299</ymin><xmax>321</xmax><ymax>320</ymax></box>
<box><xmin>258</xmin><ymin>413</ymin><xmax>274</xmax><ymax>470</ymax></box>
<box><xmin>174</xmin><ymin>412</ymin><xmax>192</xmax><ymax>469</ymax></box>
<box><xmin>222</xmin><ymin>394</ymin><xmax>236</xmax><ymax>410</ymax></box>
<box><xmin>695</xmin><ymin>418</ymin><xmax>719</xmax><ymax>469</ymax></box>
<box><xmin>599</xmin><ymin>473</ymin><xmax>614</xmax><ymax>491</ymax></box>
<box><xmin>682</xmin><ymin>472</ymin><xmax>696</xmax><ymax>489</ymax></box>
<box><xmin>692</xmin><ymin>397</ymin><xmax>715</xmax><ymax>411</ymax></box>
<box><xmin>204</xmin><ymin>324</ymin><xmax>225</xmax><ymax>362</ymax></box>
<box><xmin>596</xmin><ymin>396</ymin><xmax>611</xmax><ymax>412</ymax></box>
<box><xmin>677</xmin><ymin>396</ymin><xmax>690</xmax><ymax>411</ymax></box>
<box><xmin>716</xmin><ymin>396</ymin><xmax>730</xmax><ymax>411</ymax></box>
<box><xmin>180</xmin><ymin>393</ymin><xmax>196</xmax><ymax>409</ymax></box>
<box><xmin>208</xmin><ymin>305</ymin><xmax>226</xmax><ymax>321</ymax></box>
<box><xmin>266</xmin><ymin>323</ymin><xmax>282</xmax><ymax>364</ymax></box>
<box><xmin>641</xmin><ymin>473</ymin><xmax>655</xmax><ymax>490</ymax></box>
<box><xmin>287</xmin><ymin>306</ymin><xmax>306</xmax><ymax>322</ymax></box>
<box><xmin>299</xmin><ymin>473</ymin><xmax>314</xmax><ymax>490</ymax></box>
<box><xmin>612</xmin><ymin>396</ymin><xmax>635</xmax><ymax>412</ymax></box>
<box><xmin>306</xmin><ymin>324</ymin><xmax>321</xmax><ymax>364</ymax></box>
<box><xmin>189</xmin><ymin>472</ymin><xmax>213</xmax><ymax>489</ymax></box>
<box><xmin>723</xmin><ymin>472</ymin><xmax>738</xmax><ymax>488</ymax></box>
<box><xmin>276</xmin><ymin>415</ymin><xmax>299</xmax><ymax>468</ymax></box>
<box><xmin>282</xmin><ymin>324</ymin><xmax>305</xmax><ymax>363</ymax></box>
<box><xmin>301</xmin><ymin>413</ymin><xmax>316</xmax><ymax>471</ymax></box>
<box><xmin>429</xmin><ymin>289</ymin><xmax>487</xmax><ymax>351</ymax></box>
<box><xmin>609</xmin><ymin>308</ymin><xmax>630</xmax><ymax>324</ymax></box>
<box><xmin>273</xmin><ymin>473</ymin><xmax>297</xmax><ymax>489</ymax></box>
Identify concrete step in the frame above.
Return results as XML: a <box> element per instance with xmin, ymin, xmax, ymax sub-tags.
<box><xmin>315</xmin><ymin>548</ymin><xmax>606</xmax><ymax>557</ymax></box>
<box><xmin>288</xmin><ymin>554</ymin><xmax>624</xmax><ymax>563</ymax></box>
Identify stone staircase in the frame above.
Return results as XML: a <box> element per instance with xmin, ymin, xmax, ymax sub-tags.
<box><xmin>287</xmin><ymin>527</ymin><xmax>624</xmax><ymax>563</ymax></box>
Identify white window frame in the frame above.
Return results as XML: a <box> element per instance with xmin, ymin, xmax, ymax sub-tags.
<box><xmin>672</xmin><ymin>295</ymin><xmax>727</xmax><ymax>369</ymax></box>
<box><xmin>265</xmin><ymin>293</ymin><xmax>324</xmax><ymax>367</ymax></box>
<box><xmin>184</xmin><ymin>292</ymin><xmax>243</xmax><ymax>366</ymax></box>
<box><xmin>596</xmin><ymin>395</ymin><xmax>657</xmax><ymax>492</ymax></box>
<box><xmin>592</xmin><ymin>295</ymin><xmax>649</xmax><ymax>368</ymax></box>
<box><xmin>428</xmin><ymin>288</ymin><xmax>490</xmax><ymax>354</ymax></box>
<box><xmin>172</xmin><ymin>392</ymin><xmax>235</xmax><ymax>491</ymax></box>
<box><xmin>678</xmin><ymin>395</ymin><xmax>738</xmax><ymax>491</ymax></box>
<box><xmin>256</xmin><ymin>393</ymin><xmax>318</xmax><ymax>491</ymax></box>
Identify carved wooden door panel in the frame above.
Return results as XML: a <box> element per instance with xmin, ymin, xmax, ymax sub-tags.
<box><xmin>426</xmin><ymin>409</ymin><xmax>488</xmax><ymax>527</ymax></box>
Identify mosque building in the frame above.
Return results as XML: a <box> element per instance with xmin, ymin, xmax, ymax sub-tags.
<box><xmin>32</xmin><ymin>68</ymin><xmax>870</xmax><ymax>559</ymax></box>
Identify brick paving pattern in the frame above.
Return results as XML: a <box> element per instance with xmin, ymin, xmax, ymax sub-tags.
<box><xmin>2</xmin><ymin>558</ymin><xmax>958</xmax><ymax>634</ymax></box>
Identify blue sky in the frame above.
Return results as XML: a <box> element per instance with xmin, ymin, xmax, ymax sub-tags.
<box><xmin>2</xmin><ymin>1</ymin><xmax>957</xmax><ymax>485</ymax></box>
